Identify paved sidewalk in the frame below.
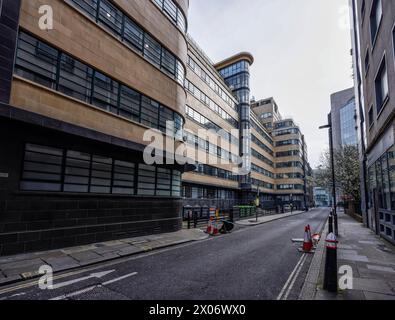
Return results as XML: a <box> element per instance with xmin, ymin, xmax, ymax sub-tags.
<box><xmin>303</xmin><ymin>211</ymin><xmax>395</xmax><ymax>300</ymax></box>
<box><xmin>0</xmin><ymin>229</ymin><xmax>208</xmax><ymax>287</ymax></box>
<box><xmin>235</xmin><ymin>210</ymin><xmax>306</xmax><ymax>226</ymax></box>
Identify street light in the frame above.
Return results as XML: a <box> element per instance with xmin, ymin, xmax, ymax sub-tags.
<box><xmin>319</xmin><ymin>114</ymin><xmax>338</xmax><ymax>235</ymax></box>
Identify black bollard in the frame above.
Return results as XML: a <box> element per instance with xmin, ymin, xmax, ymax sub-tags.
<box><xmin>334</xmin><ymin>212</ymin><xmax>338</xmax><ymax>237</ymax></box>
<box><xmin>323</xmin><ymin>233</ymin><xmax>338</xmax><ymax>292</ymax></box>
<box><xmin>328</xmin><ymin>213</ymin><xmax>334</xmax><ymax>234</ymax></box>
<box><xmin>187</xmin><ymin>210</ymin><xmax>191</xmax><ymax>230</ymax></box>
<box><xmin>193</xmin><ymin>211</ymin><xmax>198</xmax><ymax>229</ymax></box>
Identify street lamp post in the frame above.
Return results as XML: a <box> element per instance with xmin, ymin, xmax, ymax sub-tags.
<box><xmin>319</xmin><ymin>114</ymin><xmax>338</xmax><ymax>235</ymax></box>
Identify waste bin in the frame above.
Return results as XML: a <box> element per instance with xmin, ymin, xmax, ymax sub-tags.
<box><xmin>220</xmin><ymin>220</ymin><xmax>234</xmax><ymax>234</ymax></box>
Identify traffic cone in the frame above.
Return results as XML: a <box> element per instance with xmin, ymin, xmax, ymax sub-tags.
<box><xmin>307</xmin><ymin>225</ymin><xmax>312</xmax><ymax>243</ymax></box>
<box><xmin>211</xmin><ymin>219</ymin><xmax>219</xmax><ymax>236</ymax></box>
<box><xmin>206</xmin><ymin>217</ymin><xmax>213</xmax><ymax>234</ymax></box>
<box><xmin>302</xmin><ymin>225</ymin><xmax>313</xmax><ymax>252</ymax></box>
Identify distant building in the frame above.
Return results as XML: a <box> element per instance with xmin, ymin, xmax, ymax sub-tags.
<box><xmin>330</xmin><ymin>88</ymin><xmax>358</xmax><ymax>150</ymax></box>
<box><xmin>313</xmin><ymin>187</ymin><xmax>331</xmax><ymax>207</ymax></box>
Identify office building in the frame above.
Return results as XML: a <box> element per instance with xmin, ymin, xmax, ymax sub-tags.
<box><xmin>330</xmin><ymin>88</ymin><xmax>358</xmax><ymax>150</ymax></box>
<box><xmin>0</xmin><ymin>0</ymin><xmax>312</xmax><ymax>255</ymax></box>
<box><xmin>0</xmin><ymin>0</ymin><xmax>190</xmax><ymax>255</ymax></box>
<box><xmin>350</xmin><ymin>0</ymin><xmax>395</xmax><ymax>244</ymax></box>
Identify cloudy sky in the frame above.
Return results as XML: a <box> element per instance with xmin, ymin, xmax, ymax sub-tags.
<box><xmin>188</xmin><ymin>0</ymin><xmax>354</xmax><ymax>168</ymax></box>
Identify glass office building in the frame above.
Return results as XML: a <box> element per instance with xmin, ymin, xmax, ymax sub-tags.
<box><xmin>216</xmin><ymin>54</ymin><xmax>254</xmax><ymax>189</ymax></box>
<box><xmin>340</xmin><ymin>98</ymin><xmax>358</xmax><ymax>146</ymax></box>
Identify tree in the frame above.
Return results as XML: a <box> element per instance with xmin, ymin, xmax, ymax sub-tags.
<box><xmin>314</xmin><ymin>145</ymin><xmax>361</xmax><ymax>204</ymax></box>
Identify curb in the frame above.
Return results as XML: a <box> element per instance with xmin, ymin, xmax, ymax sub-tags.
<box><xmin>0</xmin><ymin>234</ymin><xmax>208</xmax><ymax>289</ymax></box>
<box><xmin>299</xmin><ymin>219</ymin><xmax>329</xmax><ymax>300</ymax></box>
<box><xmin>235</xmin><ymin>210</ymin><xmax>309</xmax><ymax>227</ymax></box>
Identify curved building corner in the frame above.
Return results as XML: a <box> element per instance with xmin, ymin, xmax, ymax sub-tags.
<box><xmin>0</xmin><ymin>0</ymin><xmax>190</xmax><ymax>255</ymax></box>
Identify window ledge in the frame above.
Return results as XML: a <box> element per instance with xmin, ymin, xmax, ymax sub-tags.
<box><xmin>377</xmin><ymin>95</ymin><xmax>390</xmax><ymax>119</ymax></box>
<box><xmin>371</xmin><ymin>16</ymin><xmax>383</xmax><ymax>51</ymax></box>
<box><xmin>13</xmin><ymin>190</ymin><xmax>182</xmax><ymax>199</ymax></box>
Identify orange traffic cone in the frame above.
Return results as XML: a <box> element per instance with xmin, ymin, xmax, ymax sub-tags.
<box><xmin>212</xmin><ymin>219</ymin><xmax>219</xmax><ymax>236</ymax></box>
<box><xmin>206</xmin><ymin>217</ymin><xmax>213</xmax><ymax>234</ymax></box>
<box><xmin>302</xmin><ymin>225</ymin><xmax>313</xmax><ymax>252</ymax></box>
<box><xmin>307</xmin><ymin>225</ymin><xmax>312</xmax><ymax>242</ymax></box>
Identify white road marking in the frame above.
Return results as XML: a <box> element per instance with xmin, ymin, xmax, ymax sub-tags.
<box><xmin>51</xmin><ymin>270</ymin><xmax>115</xmax><ymax>289</ymax></box>
<box><xmin>367</xmin><ymin>265</ymin><xmax>395</xmax><ymax>273</ymax></box>
<box><xmin>0</xmin><ymin>209</ymin><xmax>324</xmax><ymax>298</ymax></box>
<box><xmin>50</xmin><ymin>272</ymin><xmax>138</xmax><ymax>300</ymax></box>
<box><xmin>283</xmin><ymin>254</ymin><xmax>308</xmax><ymax>300</ymax></box>
<box><xmin>102</xmin><ymin>272</ymin><xmax>138</xmax><ymax>285</ymax></box>
<box><xmin>276</xmin><ymin>253</ymin><xmax>306</xmax><ymax>300</ymax></box>
<box><xmin>50</xmin><ymin>285</ymin><xmax>98</xmax><ymax>300</ymax></box>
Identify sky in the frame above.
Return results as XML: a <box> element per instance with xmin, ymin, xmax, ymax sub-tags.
<box><xmin>188</xmin><ymin>0</ymin><xmax>354</xmax><ymax>168</ymax></box>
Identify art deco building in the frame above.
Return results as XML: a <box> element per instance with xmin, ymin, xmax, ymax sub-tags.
<box><xmin>0</xmin><ymin>0</ymin><xmax>312</xmax><ymax>255</ymax></box>
<box><xmin>182</xmin><ymin>36</ymin><xmax>241</xmax><ymax>211</ymax></box>
<box><xmin>350</xmin><ymin>0</ymin><xmax>395</xmax><ymax>244</ymax></box>
<box><xmin>252</xmin><ymin>99</ymin><xmax>309</xmax><ymax>210</ymax></box>
<box><xmin>0</xmin><ymin>0</ymin><xmax>190</xmax><ymax>255</ymax></box>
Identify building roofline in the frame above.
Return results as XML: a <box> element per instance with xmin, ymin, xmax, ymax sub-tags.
<box><xmin>214</xmin><ymin>52</ymin><xmax>254</xmax><ymax>70</ymax></box>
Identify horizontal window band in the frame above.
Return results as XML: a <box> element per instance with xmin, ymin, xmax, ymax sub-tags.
<box><xmin>66</xmin><ymin>0</ymin><xmax>186</xmax><ymax>87</ymax></box>
<box><xmin>14</xmin><ymin>30</ymin><xmax>185</xmax><ymax>139</ymax></box>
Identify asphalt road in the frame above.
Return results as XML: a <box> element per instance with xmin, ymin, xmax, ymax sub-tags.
<box><xmin>0</xmin><ymin>208</ymin><xmax>329</xmax><ymax>300</ymax></box>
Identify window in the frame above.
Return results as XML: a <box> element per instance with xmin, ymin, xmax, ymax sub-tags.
<box><xmin>143</xmin><ymin>34</ymin><xmax>162</xmax><ymax>67</ymax></box>
<box><xmin>159</xmin><ymin>105</ymin><xmax>174</xmax><ymax>134</ymax></box>
<box><xmin>15</xmin><ymin>32</ymin><xmax>58</xmax><ymax>89</ymax></box>
<box><xmin>15</xmin><ymin>31</ymin><xmax>184</xmax><ymax>139</ymax></box>
<box><xmin>59</xmin><ymin>54</ymin><xmax>93</xmax><ymax>102</ymax></box>
<box><xmin>370</xmin><ymin>0</ymin><xmax>382</xmax><ymax>44</ymax></box>
<box><xmin>161</xmin><ymin>48</ymin><xmax>176</xmax><ymax>76</ymax></box>
<box><xmin>185</xmin><ymin>80</ymin><xmax>238</xmax><ymax>128</ymax></box>
<box><xmin>137</xmin><ymin>164</ymin><xmax>156</xmax><ymax>196</ymax></box>
<box><xmin>119</xmin><ymin>86</ymin><xmax>141</xmax><ymax>122</ymax></box>
<box><xmin>69</xmin><ymin>0</ymin><xmax>98</xmax><ymax>20</ymax></box>
<box><xmin>368</xmin><ymin>106</ymin><xmax>374</xmax><ymax>128</ymax></box>
<box><xmin>67</xmin><ymin>0</ymin><xmax>185</xmax><ymax>85</ymax></box>
<box><xmin>156</xmin><ymin>168</ymin><xmax>171</xmax><ymax>196</ymax></box>
<box><xmin>90</xmin><ymin>155</ymin><xmax>112</xmax><ymax>194</ymax></box>
<box><xmin>98</xmin><ymin>0</ymin><xmax>122</xmax><ymax>35</ymax></box>
<box><xmin>393</xmin><ymin>26</ymin><xmax>395</xmax><ymax>66</ymax></box>
<box><xmin>112</xmin><ymin>160</ymin><xmax>135</xmax><ymax>195</ymax></box>
<box><xmin>172</xmin><ymin>171</ymin><xmax>181</xmax><ymax>196</ymax></box>
<box><xmin>20</xmin><ymin>144</ymin><xmax>181</xmax><ymax>196</ymax></box>
<box><xmin>92</xmin><ymin>71</ymin><xmax>119</xmax><ymax>113</ymax></box>
<box><xmin>382</xmin><ymin>154</ymin><xmax>391</xmax><ymax>210</ymax></box>
<box><xmin>389</xmin><ymin>146</ymin><xmax>395</xmax><ymax>210</ymax></box>
<box><xmin>151</xmin><ymin>0</ymin><xmax>187</xmax><ymax>33</ymax></box>
<box><xmin>375</xmin><ymin>57</ymin><xmax>389</xmax><ymax>114</ymax></box>
<box><xmin>123</xmin><ymin>17</ymin><xmax>144</xmax><ymax>51</ymax></box>
<box><xmin>185</xmin><ymin>105</ymin><xmax>238</xmax><ymax>146</ymax></box>
<box><xmin>340</xmin><ymin>99</ymin><xmax>358</xmax><ymax>146</ymax></box>
<box><xmin>64</xmin><ymin>150</ymin><xmax>91</xmax><ymax>193</ymax></box>
<box><xmin>163</xmin><ymin>0</ymin><xmax>177</xmax><ymax>23</ymax></box>
<box><xmin>141</xmin><ymin>96</ymin><xmax>159</xmax><ymax>129</ymax></box>
<box><xmin>20</xmin><ymin>144</ymin><xmax>63</xmax><ymax>192</ymax></box>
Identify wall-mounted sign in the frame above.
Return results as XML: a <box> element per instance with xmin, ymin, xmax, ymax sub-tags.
<box><xmin>0</xmin><ymin>172</ymin><xmax>9</xmax><ymax>178</ymax></box>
